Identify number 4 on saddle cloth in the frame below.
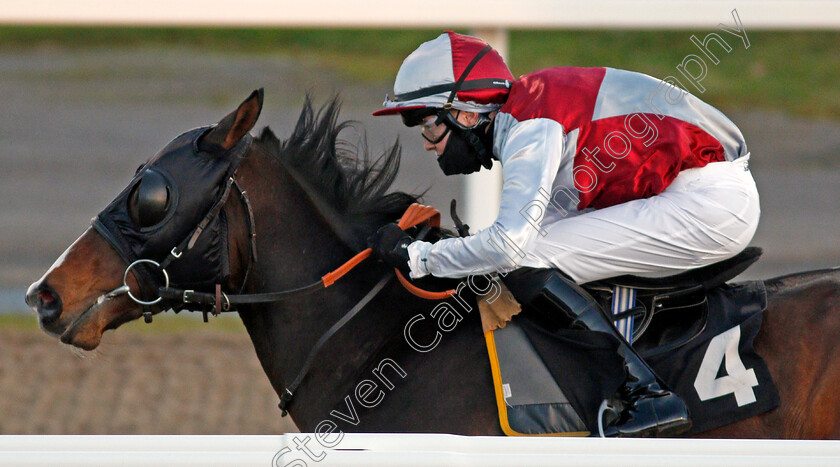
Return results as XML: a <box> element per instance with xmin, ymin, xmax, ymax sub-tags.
<box><xmin>483</xmin><ymin>247</ymin><xmax>780</xmax><ymax>436</ymax></box>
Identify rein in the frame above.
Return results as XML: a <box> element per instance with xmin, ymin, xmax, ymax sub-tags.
<box><xmin>158</xmin><ymin>202</ymin><xmax>455</xmax><ymax>416</ymax></box>
<box><xmin>272</xmin><ymin>203</ymin><xmax>458</xmax><ymax>416</ymax></box>
<box><xmin>100</xmin><ymin>199</ymin><xmax>458</xmax><ymax>417</ymax></box>
<box><xmin>180</xmin><ymin>202</ymin><xmax>457</xmax><ymax>416</ymax></box>
<box><xmin>98</xmin><ymin>141</ymin><xmax>458</xmax><ymax>416</ymax></box>
<box><xmin>158</xmin><ymin>203</ymin><xmax>456</xmax><ymax>315</ymax></box>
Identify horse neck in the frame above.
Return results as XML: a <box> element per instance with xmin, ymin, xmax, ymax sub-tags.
<box><xmin>229</xmin><ymin>143</ymin><xmax>497</xmax><ymax>434</ymax></box>
<box><xmin>229</xmin><ymin>145</ymin><xmax>405</xmax><ymax>419</ymax></box>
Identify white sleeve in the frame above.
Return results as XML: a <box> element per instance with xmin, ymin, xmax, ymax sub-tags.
<box><xmin>407</xmin><ymin>114</ymin><xmax>566</xmax><ymax>279</ymax></box>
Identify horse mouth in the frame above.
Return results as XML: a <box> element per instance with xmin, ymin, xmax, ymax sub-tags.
<box><xmin>59</xmin><ymin>295</ymin><xmax>125</xmax><ymax>350</ymax></box>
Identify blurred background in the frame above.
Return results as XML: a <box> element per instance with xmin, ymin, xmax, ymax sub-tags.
<box><xmin>1</xmin><ymin>1</ymin><xmax>839</xmax><ymax>434</ymax></box>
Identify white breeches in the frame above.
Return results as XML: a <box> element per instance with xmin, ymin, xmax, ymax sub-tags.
<box><xmin>520</xmin><ymin>156</ymin><xmax>760</xmax><ymax>283</ymax></box>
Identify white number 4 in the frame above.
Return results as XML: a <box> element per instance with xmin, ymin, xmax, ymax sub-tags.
<box><xmin>693</xmin><ymin>325</ymin><xmax>759</xmax><ymax>407</ymax></box>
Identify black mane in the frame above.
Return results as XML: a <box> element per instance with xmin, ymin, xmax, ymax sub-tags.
<box><xmin>256</xmin><ymin>96</ymin><xmax>419</xmax><ymax>248</ymax></box>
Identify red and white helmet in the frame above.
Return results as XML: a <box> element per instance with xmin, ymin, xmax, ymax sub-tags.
<box><xmin>372</xmin><ymin>31</ymin><xmax>514</xmax><ymax>118</ymax></box>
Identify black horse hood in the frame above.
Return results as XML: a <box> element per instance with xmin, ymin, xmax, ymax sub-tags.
<box><xmin>93</xmin><ymin>126</ymin><xmax>252</xmax><ymax>292</ymax></box>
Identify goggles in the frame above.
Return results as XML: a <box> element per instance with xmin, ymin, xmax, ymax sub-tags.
<box><xmin>420</xmin><ymin>113</ymin><xmax>455</xmax><ymax>144</ymax></box>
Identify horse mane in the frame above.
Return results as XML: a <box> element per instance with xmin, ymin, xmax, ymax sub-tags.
<box><xmin>256</xmin><ymin>95</ymin><xmax>419</xmax><ymax>249</ymax></box>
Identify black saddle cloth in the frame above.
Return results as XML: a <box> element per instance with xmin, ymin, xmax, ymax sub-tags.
<box><xmin>496</xmin><ymin>248</ymin><xmax>778</xmax><ymax>435</ymax></box>
<box><xmin>513</xmin><ymin>280</ymin><xmax>777</xmax><ymax>435</ymax></box>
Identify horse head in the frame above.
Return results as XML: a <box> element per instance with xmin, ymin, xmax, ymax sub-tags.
<box><xmin>25</xmin><ymin>89</ymin><xmax>264</xmax><ymax>350</ymax></box>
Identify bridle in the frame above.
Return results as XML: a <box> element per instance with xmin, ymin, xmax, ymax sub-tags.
<box><xmin>93</xmin><ymin>174</ymin><xmax>259</xmax><ymax>323</ymax></box>
<box><xmin>93</xmin><ymin>129</ymin><xmax>456</xmax><ymax>416</ymax></box>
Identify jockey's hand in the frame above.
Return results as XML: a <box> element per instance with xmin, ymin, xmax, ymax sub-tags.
<box><xmin>368</xmin><ymin>223</ymin><xmax>412</xmax><ymax>276</ymax></box>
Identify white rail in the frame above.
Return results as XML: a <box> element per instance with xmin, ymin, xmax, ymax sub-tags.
<box><xmin>0</xmin><ymin>1</ymin><xmax>839</xmax><ymax>28</ymax></box>
<box><xmin>2</xmin><ymin>434</ymin><xmax>840</xmax><ymax>466</ymax></box>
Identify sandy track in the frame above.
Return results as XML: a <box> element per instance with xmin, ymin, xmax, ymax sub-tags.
<box><xmin>0</xmin><ymin>327</ymin><xmax>298</xmax><ymax>434</ymax></box>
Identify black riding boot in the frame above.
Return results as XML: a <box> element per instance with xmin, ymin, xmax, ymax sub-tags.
<box><xmin>505</xmin><ymin>269</ymin><xmax>691</xmax><ymax>437</ymax></box>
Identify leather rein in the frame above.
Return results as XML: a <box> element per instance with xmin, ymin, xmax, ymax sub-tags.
<box><xmin>157</xmin><ymin>202</ymin><xmax>456</xmax><ymax>315</ymax></box>
<box><xmin>162</xmin><ymin>201</ymin><xmax>456</xmax><ymax>416</ymax></box>
<box><xmin>97</xmin><ymin>163</ymin><xmax>457</xmax><ymax>415</ymax></box>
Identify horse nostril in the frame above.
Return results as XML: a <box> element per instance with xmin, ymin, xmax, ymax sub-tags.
<box><xmin>38</xmin><ymin>289</ymin><xmax>57</xmax><ymax>305</ymax></box>
<box><xmin>26</xmin><ymin>282</ymin><xmax>63</xmax><ymax>324</ymax></box>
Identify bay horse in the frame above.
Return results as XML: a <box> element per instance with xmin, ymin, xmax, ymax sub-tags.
<box><xmin>25</xmin><ymin>89</ymin><xmax>840</xmax><ymax>438</ymax></box>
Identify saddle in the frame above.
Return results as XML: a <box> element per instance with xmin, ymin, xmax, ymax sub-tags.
<box><xmin>484</xmin><ymin>246</ymin><xmax>778</xmax><ymax>436</ymax></box>
<box><xmin>583</xmin><ymin>247</ymin><xmax>764</xmax><ymax>353</ymax></box>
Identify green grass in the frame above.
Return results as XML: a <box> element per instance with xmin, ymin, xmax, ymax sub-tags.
<box><xmin>1</xmin><ymin>26</ymin><xmax>839</xmax><ymax>118</ymax></box>
<box><xmin>0</xmin><ymin>26</ymin><xmax>436</xmax><ymax>82</ymax></box>
<box><xmin>0</xmin><ymin>314</ymin><xmax>40</xmax><ymax>331</ymax></box>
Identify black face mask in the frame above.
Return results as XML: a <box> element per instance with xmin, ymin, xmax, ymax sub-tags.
<box><xmin>93</xmin><ymin>127</ymin><xmax>251</xmax><ymax>296</ymax></box>
<box><xmin>436</xmin><ymin>120</ymin><xmax>495</xmax><ymax>176</ymax></box>
<box><xmin>437</xmin><ymin>130</ymin><xmax>483</xmax><ymax>175</ymax></box>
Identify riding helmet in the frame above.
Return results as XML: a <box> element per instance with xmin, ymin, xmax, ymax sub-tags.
<box><xmin>372</xmin><ymin>31</ymin><xmax>514</xmax><ymax>126</ymax></box>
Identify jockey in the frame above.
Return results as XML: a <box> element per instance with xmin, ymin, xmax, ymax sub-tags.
<box><xmin>369</xmin><ymin>31</ymin><xmax>759</xmax><ymax>437</ymax></box>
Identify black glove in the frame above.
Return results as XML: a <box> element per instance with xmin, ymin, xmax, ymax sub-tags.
<box><xmin>367</xmin><ymin>223</ymin><xmax>412</xmax><ymax>276</ymax></box>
